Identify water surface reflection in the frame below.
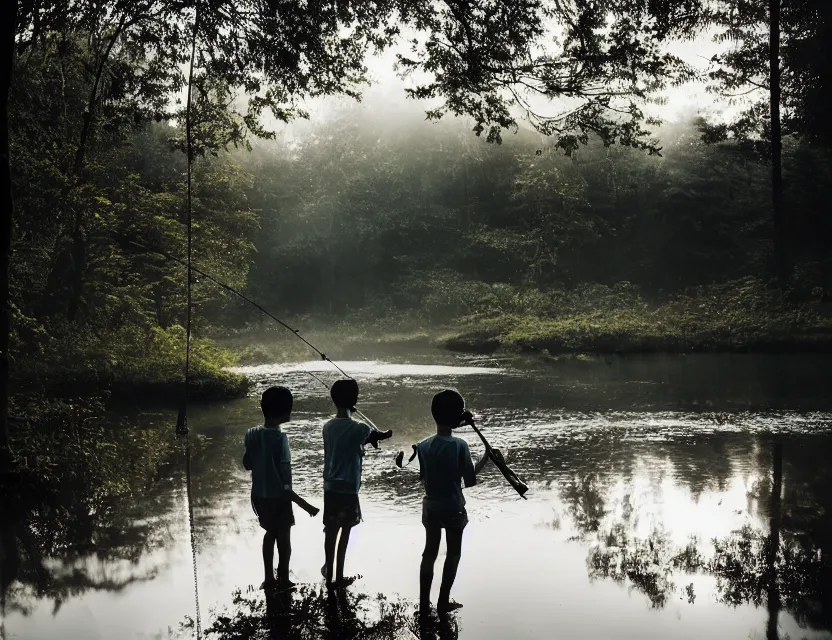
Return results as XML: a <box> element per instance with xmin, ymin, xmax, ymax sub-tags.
<box><xmin>4</xmin><ymin>354</ymin><xmax>832</xmax><ymax>639</ymax></box>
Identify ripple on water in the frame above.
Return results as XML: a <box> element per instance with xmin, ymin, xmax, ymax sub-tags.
<box><xmin>228</xmin><ymin>360</ymin><xmax>512</xmax><ymax>398</ymax></box>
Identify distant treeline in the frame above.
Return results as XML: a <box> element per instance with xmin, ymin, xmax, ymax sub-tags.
<box><xmin>233</xmin><ymin>102</ymin><xmax>832</xmax><ymax>325</ymax></box>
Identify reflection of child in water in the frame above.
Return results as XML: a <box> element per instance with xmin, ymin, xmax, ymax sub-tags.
<box><xmin>413</xmin><ymin>390</ymin><xmax>490</xmax><ymax>615</ymax></box>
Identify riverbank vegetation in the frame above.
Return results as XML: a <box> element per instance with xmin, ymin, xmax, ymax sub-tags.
<box><xmin>443</xmin><ymin>278</ymin><xmax>832</xmax><ymax>355</ymax></box>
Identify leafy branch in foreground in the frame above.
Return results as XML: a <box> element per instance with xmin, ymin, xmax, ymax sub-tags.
<box><xmin>397</xmin><ymin>0</ymin><xmax>706</xmax><ymax>153</ymax></box>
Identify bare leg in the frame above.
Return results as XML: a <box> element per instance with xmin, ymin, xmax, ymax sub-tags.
<box><xmin>420</xmin><ymin>527</ymin><xmax>442</xmax><ymax>611</ymax></box>
<box><xmin>262</xmin><ymin>531</ymin><xmax>276</xmax><ymax>584</ymax></box>
<box><xmin>335</xmin><ymin>526</ymin><xmax>352</xmax><ymax>581</ymax></box>
<box><xmin>276</xmin><ymin>526</ymin><xmax>292</xmax><ymax>585</ymax></box>
<box><xmin>438</xmin><ymin>528</ymin><xmax>463</xmax><ymax>611</ymax></box>
<box><xmin>324</xmin><ymin>526</ymin><xmax>338</xmax><ymax>585</ymax></box>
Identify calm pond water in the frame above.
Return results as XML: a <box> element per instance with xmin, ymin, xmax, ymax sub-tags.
<box><xmin>5</xmin><ymin>350</ymin><xmax>832</xmax><ymax>640</ymax></box>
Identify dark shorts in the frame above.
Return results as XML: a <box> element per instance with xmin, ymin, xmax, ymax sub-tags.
<box><xmin>252</xmin><ymin>496</ymin><xmax>295</xmax><ymax>532</ymax></box>
<box><xmin>422</xmin><ymin>499</ymin><xmax>469</xmax><ymax>530</ymax></box>
<box><xmin>323</xmin><ymin>491</ymin><xmax>362</xmax><ymax>529</ymax></box>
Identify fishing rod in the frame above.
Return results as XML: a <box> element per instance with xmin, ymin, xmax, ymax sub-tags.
<box><xmin>129</xmin><ymin>241</ymin><xmax>384</xmax><ymax>437</ymax></box>
<box><xmin>462</xmin><ymin>412</ymin><xmax>528</xmax><ymax>500</ymax></box>
<box><xmin>395</xmin><ymin>412</ymin><xmax>529</xmax><ymax>499</ymax></box>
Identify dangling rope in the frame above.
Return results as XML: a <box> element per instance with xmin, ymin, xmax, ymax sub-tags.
<box><xmin>177</xmin><ymin>3</ymin><xmax>199</xmax><ymax>436</ymax></box>
<box><xmin>178</xmin><ymin>4</ymin><xmax>202</xmax><ymax>639</ymax></box>
<box><xmin>183</xmin><ymin>434</ymin><xmax>201</xmax><ymax>639</ymax></box>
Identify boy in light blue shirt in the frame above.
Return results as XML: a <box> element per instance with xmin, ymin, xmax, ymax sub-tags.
<box><xmin>243</xmin><ymin>386</ymin><xmax>318</xmax><ymax>590</ymax></box>
<box><xmin>321</xmin><ymin>379</ymin><xmax>392</xmax><ymax>587</ymax></box>
<box><xmin>416</xmin><ymin>390</ymin><xmax>489</xmax><ymax>615</ymax></box>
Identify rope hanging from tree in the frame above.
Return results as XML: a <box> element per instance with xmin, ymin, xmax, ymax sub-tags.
<box><xmin>178</xmin><ymin>4</ymin><xmax>202</xmax><ymax>638</ymax></box>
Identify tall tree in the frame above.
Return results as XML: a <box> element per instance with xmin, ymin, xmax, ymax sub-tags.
<box><xmin>769</xmin><ymin>0</ymin><xmax>785</xmax><ymax>280</ymax></box>
<box><xmin>0</xmin><ymin>0</ymin><xmax>18</xmax><ymax>474</ymax></box>
<box><xmin>702</xmin><ymin>0</ymin><xmax>832</xmax><ymax>281</ymax></box>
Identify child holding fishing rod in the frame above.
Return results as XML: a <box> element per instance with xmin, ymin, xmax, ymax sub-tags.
<box><xmin>322</xmin><ymin>379</ymin><xmax>393</xmax><ymax>588</ymax></box>
<box><xmin>243</xmin><ymin>386</ymin><xmax>320</xmax><ymax>590</ymax></box>
<box><xmin>396</xmin><ymin>389</ymin><xmax>528</xmax><ymax>616</ymax></box>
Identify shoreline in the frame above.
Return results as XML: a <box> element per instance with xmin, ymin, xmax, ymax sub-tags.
<box><xmin>441</xmin><ymin>331</ymin><xmax>832</xmax><ymax>356</ymax></box>
<box><xmin>16</xmin><ymin>321</ymin><xmax>831</xmax><ymax>406</ymax></box>
<box><xmin>218</xmin><ymin>325</ymin><xmax>832</xmax><ymax>370</ymax></box>
<box><xmin>439</xmin><ymin>313</ymin><xmax>832</xmax><ymax>358</ymax></box>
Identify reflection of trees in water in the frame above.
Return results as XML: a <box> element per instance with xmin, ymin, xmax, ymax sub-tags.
<box><xmin>509</xmin><ymin>427</ymin><xmax>759</xmax><ymax>506</ymax></box>
<box><xmin>710</xmin><ymin>526</ymin><xmax>827</xmax><ymax>629</ymax></box>
<box><xmin>3</xmin><ymin>485</ymin><xmax>176</xmax><ymax>615</ymax></box>
<box><xmin>1</xmin><ymin>404</ymin><xmax>181</xmax><ymax>614</ymax></box>
<box><xmin>549</xmin><ymin>432</ymin><xmax>760</xmax><ymax>539</ymax></box>
<box><xmin>561</xmin><ymin>474</ymin><xmax>608</xmax><ymax>536</ymax></box>
<box><xmin>5</xmin><ymin>562</ymin><xmax>160</xmax><ymax>617</ymax></box>
<box><xmin>571</xmin><ymin>438</ymin><xmax>832</xmax><ymax>634</ymax></box>
<box><xmin>586</xmin><ymin>522</ymin><xmax>829</xmax><ymax>630</ymax></box>
<box><xmin>190</xmin><ymin>585</ymin><xmax>459</xmax><ymax>640</ymax></box>
<box><xmin>587</xmin><ymin>526</ymin><xmax>702</xmax><ymax>608</ymax></box>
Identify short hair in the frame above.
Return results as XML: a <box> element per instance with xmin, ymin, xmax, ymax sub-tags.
<box><xmin>330</xmin><ymin>379</ymin><xmax>359</xmax><ymax>409</ymax></box>
<box><xmin>261</xmin><ymin>386</ymin><xmax>293</xmax><ymax>419</ymax></box>
<box><xmin>431</xmin><ymin>389</ymin><xmax>465</xmax><ymax>426</ymax></box>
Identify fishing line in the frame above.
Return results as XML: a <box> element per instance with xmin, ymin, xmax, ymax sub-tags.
<box><xmin>130</xmin><ymin>247</ymin><xmax>352</xmax><ymax>379</ymax></box>
<box><xmin>128</xmin><ymin>241</ymin><xmax>383</xmax><ymax>432</ymax></box>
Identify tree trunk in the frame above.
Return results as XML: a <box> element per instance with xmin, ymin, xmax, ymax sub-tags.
<box><xmin>766</xmin><ymin>440</ymin><xmax>783</xmax><ymax>640</ymax></box>
<box><xmin>65</xmin><ymin>18</ymin><xmax>126</xmax><ymax>322</ymax></box>
<box><xmin>0</xmin><ymin>1</ymin><xmax>18</xmax><ymax>475</ymax></box>
<box><xmin>770</xmin><ymin>0</ymin><xmax>787</xmax><ymax>283</ymax></box>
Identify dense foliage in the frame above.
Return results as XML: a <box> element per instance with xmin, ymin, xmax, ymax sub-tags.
<box><xmin>4</xmin><ymin>0</ymin><xmax>726</xmax><ymax>398</ymax></box>
<box><xmin>225</xmin><ymin>96</ymin><xmax>831</xmax><ymax>353</ymax></box>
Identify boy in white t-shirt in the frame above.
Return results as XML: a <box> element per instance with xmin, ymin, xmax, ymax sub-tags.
<box><xmin>415</xmin><ymin>389</ymin><xmax>489</xmax><ymax>615</ymax></box>
<box><xmin>321</xmin><ymin>379</ymin><xmax>392</xmax><ymax>587</ymax></box>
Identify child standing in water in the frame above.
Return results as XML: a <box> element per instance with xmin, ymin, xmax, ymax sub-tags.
<box><xmin>322</xmin><ymin>379</ymin><xmax>392</xmax><ymax>587</ymax></box>
<box><xmin>416</xmin><ymin>389</ymin><xmax>490</xmax><ymax>615</ymax></box>
<box><xmin>243</xmin><ymin>386</ymin><xmax>319</xmax><ymax>590</ymax></box>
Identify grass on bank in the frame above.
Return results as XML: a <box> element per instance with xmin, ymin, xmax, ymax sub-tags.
<box><xmin>442</xmin><ymin>278</ymin><xmax>832</xmax><ymax>355</ymax></box>
<box><xmin>12</xmin><ymin>323</ymin><xmax>249</xmax><ymax>403</ymax></box>
<box><xmin>216</xmin><ymin>278</ymin><xmax>832</xmax><ymax>364</ymax></box>
<box><xmin>220</xmin><ymin>312</ymin><xmax>453</xmax><ymax>366</ymax></box>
